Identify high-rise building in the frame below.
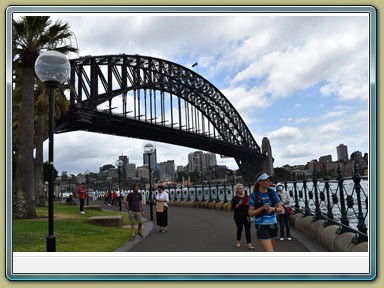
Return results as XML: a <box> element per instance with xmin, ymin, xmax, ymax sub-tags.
<box><xmin>350</xmin><ymin>151</ymin><xmax>363</xmax><ymax>164</ymax></box>
<box><xmin>118</xmin><ymin>155</ymin><xmax>128</xmax><ymax>177</ymax></box>
<box><xmin>319</xmin><ymin>155</ymin><xmax>332</xmax><ymax>163</ymax></box>
<box><xmin>126</xmin><ymin>163</ymin><xmax>136</xmax><ymax>179</ymax></box>
<box><xmin>137</xmin><ymin>165</ymin><xmax>149</xmax><ymax>179</ymax></box>
<box><xmin>188</xmin><ymin>151</ymin><xmax>217</xmax><ymax>173</ymax></box>
<box><xmin>143</xmin><ymin>148</ymin><xmax>157</xmax><ymax>168</ymax></box>
<box><xmin>159</xmin><ymin>160</ymin><xmax>175</xmax><ymax>181</ymax></box>
<box><xmin>337</xmin><ymin>144</ymin><xmax>349</xmax><ymax>162</ymax></box>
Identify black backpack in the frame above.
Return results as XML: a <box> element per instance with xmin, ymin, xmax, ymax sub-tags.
<box><xmin>250</xmin><ymin>188</ymin><xmax>277</xmax><ymax>213</ymax></box>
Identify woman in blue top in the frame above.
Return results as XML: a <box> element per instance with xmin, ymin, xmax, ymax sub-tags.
<box><xmin>248</xmin><ymin>172</ymin><xmax>283</xmax><ymax>252</ymax></box>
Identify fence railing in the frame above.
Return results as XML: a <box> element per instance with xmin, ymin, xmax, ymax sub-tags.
<box><xmin>141</xmin><ymin>165</ymin><xmax>368</xmax><ymax>244</ymax></box>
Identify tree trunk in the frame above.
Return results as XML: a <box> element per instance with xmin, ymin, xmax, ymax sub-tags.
<box><xmin>13</xmin><ymin>66</ymin><xmax>36</xmax><ymax>219</ymax></box>
<box><xmin>35</xmin><ymin>100</ymin><xmax>46</xmax><ymax>207</ymax></box>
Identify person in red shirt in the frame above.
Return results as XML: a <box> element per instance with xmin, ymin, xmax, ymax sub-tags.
<box><xmin>112</xmin><ymin>191</ymin><xmax>117</xmax><ymax>206</ymax></box>
<box><xmin>77</xmin><ymin>183</ymin><xmax>86</xmax><ymax>214</ymax></box>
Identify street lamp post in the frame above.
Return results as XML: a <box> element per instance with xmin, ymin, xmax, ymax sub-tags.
<box><xmin>85</xmin><ymin>170</ymin><xmax>90</xmax><ymax>206</ymax></box>
<box><xmin>143</xmin><ymin>143</ymin><xmax>155</xmax><ymax>220</ymax></box>
<box><xmin>35</xmin><ymin>50</ymin><xmax>70</xmax><ymax>252</ymax></box>
<box><xmin>116</xmin><ymin>159</ymin><xmax>123</xmax><ymax>211</ymax></box>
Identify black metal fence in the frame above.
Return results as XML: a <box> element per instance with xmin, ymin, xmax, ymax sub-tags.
<box><xmin>142</xmin><ymin>165</ymin><xmax>369</xmax><ymax>244</ymax></box>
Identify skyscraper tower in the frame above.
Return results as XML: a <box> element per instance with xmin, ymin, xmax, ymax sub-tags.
<box><xmin>143</xmin><ymin>148</ymin><xmax>157</xmax><ymax>167</ymax></box>
<box><xmin>118</xmin><ymin>155</ymin><xmax>128</xmax><ymax>177</ymax></box>
<box><xmin>337</xmin><ymin>144</ymin><xmax>349</xmax><ymax>162</ymax></box>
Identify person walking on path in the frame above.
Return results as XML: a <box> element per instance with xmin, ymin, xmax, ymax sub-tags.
<box><xmin>125</xmin><ymin>184</ymin><xmax>145</xmax><ymax>240</ymax></box>
<box><xmin>231</xmin><ymin>184</ymin><xmax>255</xmax><ymax>250</ymax></box>
<box><xmin>104</xmin><ymin>190</ymin><xmax>109</xmax><ymax>205</ymax></box>
<box><xmin>77</xmin><ymin>182</ymin><xmax>86</xmax><ymax>214</ymax></box>
<box><xmin>248</xmin><ymin>172</ymin><xmax>283</xmax><ymax>252</ymax></box>
<box><xmin>276</xmin><ymin>182</ymin><xmax>292</xmax><ymax>241</ymax></box>
<box><xmin>155</xmin><ymin>185</ymin><xmax>169</xmax><ymax>232</ymax></box>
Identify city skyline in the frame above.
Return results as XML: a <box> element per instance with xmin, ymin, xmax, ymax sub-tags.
<box><xmin>63</xmin><ymin>143</ymin><xmax>368</xmax><ymax>177</ymax></box>
<box><xmin>26</xmin><ymin>10</ymin><xmax>371</xmax><ymax>175</ymax></box>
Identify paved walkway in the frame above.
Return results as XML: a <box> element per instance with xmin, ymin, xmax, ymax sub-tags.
<box><xmin>91</xmin><ymin>199</ymin><xmax>327</xmax><ymax>252</ymax></box>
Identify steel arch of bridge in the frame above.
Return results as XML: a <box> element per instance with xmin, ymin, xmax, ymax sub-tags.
<box><xmin>57</xmin><ymin>54</ymin><xmax>271</xmax><ymax>182</ymax></box>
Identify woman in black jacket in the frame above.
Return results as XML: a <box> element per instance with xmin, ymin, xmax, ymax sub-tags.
<box><xmin>231</xmin><ymin>184</ymin><xmax>255</xmax><ymax>250</ymax></box>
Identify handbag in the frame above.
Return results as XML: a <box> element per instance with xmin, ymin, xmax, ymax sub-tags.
<box><xmin>156</xmin><ymin>201</ymin><xmax>164</xmax><ymax>212</ymax></box>
<box><xmin>285</xmin><ymin>206</ymin><xmax>293</xmax><ymax>215</ymax></box>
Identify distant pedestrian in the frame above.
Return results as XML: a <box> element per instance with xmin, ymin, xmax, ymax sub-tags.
<box><xmin>155</xmin><ymin>185</ymin><xmax>169</xmax><ymax>232</ymax></box>
<box><xmin>107</xmin><ymin>189</ymin><xmax>112</xmax><ymax>205</ymax></box>
<box><xmin>248</xmin><ymin>172</ymin><xmax>283</xmax><ymax>252</ymax></box>
<box><xmin>125</xmin><ymin>184</ymin><xmax>144</xmax><ymax>239</ymax></box>
<box><xmin>104</xmin><ymin>190</ymin><xmax>109</xmax><ymax>205</ymax></box>
<box><xmin>276</xmin><ymin>182</ymin><xmax>292</xmax><ymax>241</ymax></box>
<box><xmin>112</xmin><ymin>190</ymin><xmax>117</xmax><ymax>206</ymax></box>
<box><xmin>77</xmin><ymin>182</ymin><xmax>86</xmax><ymax>214</ymax></box>
<box><xmin>231</xmin><ymin>184</ymin><xmax>255</xmax><ymax>250</ymax></box>
<box><xmin>65</xmin><ymin>194</ymin><xmax>76</xmax><ymax>205</ymax></box>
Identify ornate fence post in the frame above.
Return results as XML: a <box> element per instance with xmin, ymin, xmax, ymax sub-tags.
<box><xmin>292</xmin><ymin>174</ymin><xmax>300</xmax><ymax>212</ymax></box>
<box><xmin>173</xmin><ymin>184</ymin><xmax>178</xmax><ymax>201</ymax></box>
<box><xmin>194</xmin><ymin>186</ymin><xmax>198</xmax><ymax>202</ymax></box>
<box><xmin>215</xmin><ymin>184</ymin><xmax>220</xmax><ymax>202</ymax></box>
<box><xmin>336</xmin><ymin>164</ymin><xmax>351</xmax><ymax>234</ymax></box>
<box><xmin>323</xmin><ymin>171</ymin><xmax>336</xmax><ymax>226</ymax></box>
<box><xmin>186</xmin><ymin>185</ymin><xmax>191</xmax><ymax>202</ymax></box>
<box><xmin>312</xmin><ymin>171</ymin><xmax>322</xmax><ymax>221</ymax></box>
<box><xmin>202</xmin><ymin>184</ymin><xmax>206</xmax><ymax>202</ymax></box>
<box><xmin>302</xmin><ymin>174</ymin><xmax>311</xmax><ymax>216</ymax></box>
<box><xmin>208</xmin><ymin>182</ymin><xmax>213</xmax><ymax>202</ymax></box>
<box><xmin>352</xmin><ymin>163</ymin><xmax>368</xmax><ymax>244</ymax></box>
<box><xmin>180</xmin><ymin>185</ymin><xmax>184</xmax><ymax>201</ymax></box>
<box><xmin>223</xmin><ymin>181</ymin><xmax>228</xmax><ymax>203</ymax></box>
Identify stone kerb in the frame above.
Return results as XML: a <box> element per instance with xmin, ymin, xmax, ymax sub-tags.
<box><xmin>292</xmin><ymin>214</ymin><xmax>315</xmax><ymax>237</ymax></box>
<box><xmin>334</xmin><ymin>231</ymin><xmax>357</xmax><ymax>252</ymax></box>
<box><xmin>320</xmin><ymin>225</ymin><xmax>339</xmax><ymax>251</ymax></box>
<box><xmin>349</xmin><ymin>241</ymin><xmax>368</xmax><ymax>252</ymax></box>
<box><xmin>291</xmin><ymin>213</ymin><xmax>368</xmax><ymax>252</ymax></box>
<box><xmin>309</xmin><ymin>218</ymin><xmax>326</xmax><ymax>241</ymax></box>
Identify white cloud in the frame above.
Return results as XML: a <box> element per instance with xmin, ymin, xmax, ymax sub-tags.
<box><xmin>39</xmin><ymin>13</ymin><xmax>370</xmax><ymax>174</ymax></box>
<box><xmin>321</xmin><ymin>111</ymin><xmax>346</xmax><ymax>119</ymax></box>
<box><xmin>268</xmin><ymin>126</ymin><xmax>303</xmax><ymax>141</ymax></box>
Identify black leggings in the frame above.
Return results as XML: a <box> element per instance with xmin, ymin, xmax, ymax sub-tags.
<box><xmin>234</xmin><ymin>214</ymin><xmax>251</xmax><ymax>243</ymax></box>
<box><xmin>279</xmin><ymin>214</ymin><xmax>291</xmax><ymax>238</ymax></box>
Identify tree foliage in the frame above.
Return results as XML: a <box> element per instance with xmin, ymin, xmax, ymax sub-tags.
<box><xmin>12</xmin><ymin>16</ymin><xmax>78</xmax><ymax>219</ymax></box>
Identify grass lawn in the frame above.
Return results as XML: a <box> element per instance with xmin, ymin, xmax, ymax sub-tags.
<box><xmin>12</xmin><ymin>203</ymin><xmax>134</xmax><ymax>252</ymax></box>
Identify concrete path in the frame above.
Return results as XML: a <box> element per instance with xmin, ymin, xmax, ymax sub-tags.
<box><xmin>92</xmin><ymin>199</ymin><xmax>327</xmax><ymax>252</ymax></box>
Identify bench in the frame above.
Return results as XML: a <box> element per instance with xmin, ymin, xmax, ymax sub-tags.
<box><xmin>86</xmin><ymin>215</ymin><xmax>123</xmax><ymax>227</ymax></box>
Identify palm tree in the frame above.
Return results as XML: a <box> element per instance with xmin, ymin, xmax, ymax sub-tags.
<box><xmin>34</xmin><ymin>83</ymin><xmax>70</xmax><ymax>207</ymax></box>
<box><xmin>12</xmin><ymin>16</ymin><xmax>77</xmax><ymax>218</ymax></box>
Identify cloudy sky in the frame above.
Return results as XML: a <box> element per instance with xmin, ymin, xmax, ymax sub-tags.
<box><xmin>22</xmin><ymin>9</ymin><xmax>372</xmax><ymax>175</ymax></box>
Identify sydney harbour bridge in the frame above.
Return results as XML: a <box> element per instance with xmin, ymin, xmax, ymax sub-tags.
<box><xmin>56</xmin><ymin>54</ymin><xmax>273</xmax><ymax>182</ymax></box>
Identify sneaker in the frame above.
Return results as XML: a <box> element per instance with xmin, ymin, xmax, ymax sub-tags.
<box><xmin>137</xmin><ymin>231</ymin><xmax>143</xmax><ymax>238</ymax></box>
<box><xmin>287</xmin><ymin>237</ymin><xmax>292</xmax><ymax>241</ymax></box>
<box><xmin>280</xmin><ymin>238</ymin><xmax>284</xmax><ymax>240</ymax></box>
<box><xmin>80</xmin><ymin>211</ymin><xmax>85</xmax><ymax>214</ymax></box>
